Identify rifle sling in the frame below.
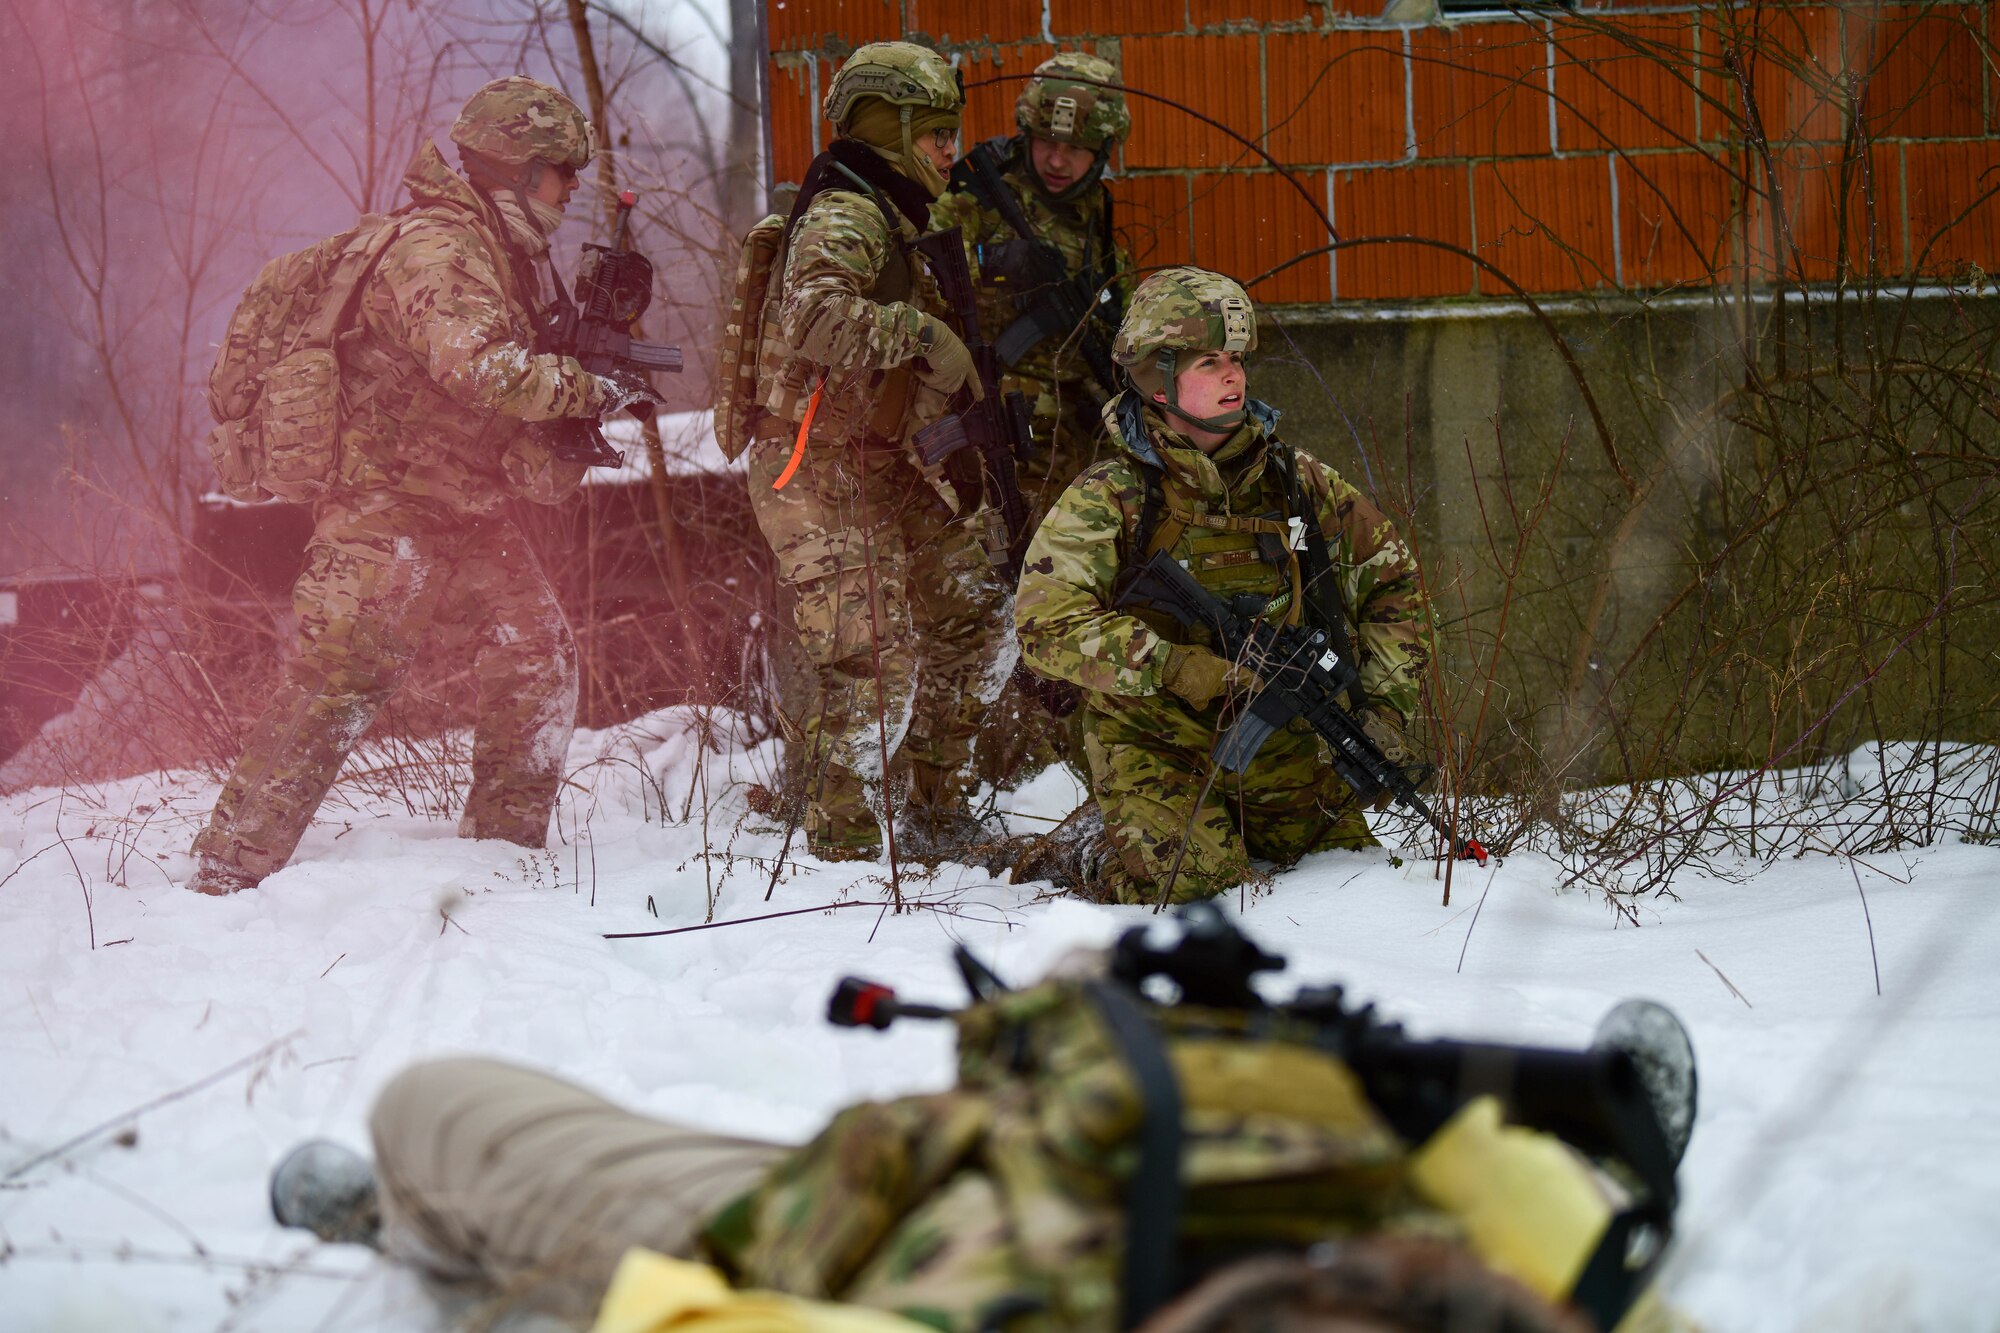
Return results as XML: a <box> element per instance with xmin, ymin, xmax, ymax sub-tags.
<box><xmin>1274</xmin><ymin>441</ymin><xmax>1367</xmax><ymax>711</ymax></box>
<box><xmin>1083</xmin><ymin>980</ymin><xmax>1183</xmax><ymax>1330</ymax></box>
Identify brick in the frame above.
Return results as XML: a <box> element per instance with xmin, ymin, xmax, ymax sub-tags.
<box><xmin>1189</xmin><ymin>0</ymin><xmax>1317</xmax><ymax>25</ymax></box>
<box><xmin>1903</xmin><ymin>140</ymin><xmax>2000</xmax><ymax>275</ymax></box>
<box><xmin>1736</xmin><ymin>6</ymin><xmax>1847</xmax><ymax>145</ymax></box>
<box><xmin>1331</xmin><ymin>163</ymin><xmax>1476</xmax><ymax>300</ymax></box>
<box><xmin>1122</xmin><ymin>34</ymin><xmax>1264</xmax><ymax>170</ymax></box>
<box><xmin>1617</xmin><ymin>150</ymin><xmax>1741</xmax><ymax>289</ymax></box>
<box><xmin>768</xmin><ymin>56</ymin><xmax>820</xmax><ymax>186</ymax></box>
<box><xmin>1190</xmin><ymin>172</ymin><xmax>1333</xmax><ymax>303</ymax></box>
<box><xmin>767</xmin><ymin>0</ymin><xmax>903</xmax><ymax>53</ymax></box>
<box><xmin>1852</xmin><ymin>5</ymin><xmax>1983</xmax><ymax>140</ymax></box>
<box><xmin>1113</xmin><ymin>173</ymin><xmax>1195</xmax><ymax>269</ymax></box>
<box><xmin>955</xmin><ymin>42</ymin><xmax>1057</xmax><ymax>146</ymax></box>
<box><xmin>1049</xmin><ymin>0</ymin><xmax>1184</xmax><ymax>39</ymax></box>
<box><xmin>1745</xmin><ymin>143</ymin><xmax>1901</xmax><ymax>282</ymax></box>
<box><xmin>1473</xmin><ymin>157</ymin><xmax>1617</xmax><ymax>294</ymax></box>
<box><xmin>1265</xmin><ymin>30</ymin><xmax>1408</xmax><ymax>167</ymax></box>
<box><xmin>1409</xmin><ymin>21</ymin><xmax>1553</xmax><ymax>160</ymax></box>
<box><xmin>1551</xmin><ymin>15</ymin><xmax>1700</xmax><ymax>153</ymax></box>
<box><xmin>905</xmin><ymin>0</ymin><xmax>1044</xmax><ymax>45</ymax></box>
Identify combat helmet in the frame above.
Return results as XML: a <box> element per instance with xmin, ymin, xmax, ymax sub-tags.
<box><xmin>451</xmin><ymin>75</ymin><xmax>594</xmax><ymax>188</ymax></box>
<box><xmin>1113</xmin><ymin>266</ymin><xmax>1258</xmax><ymax>433</ymax></box>
<box><xmin>1017</xmin><ymin>53</ymin><xmax>1129</xmax><ymax>152</ymax></box>
<box><xmin>822</xmin><ymin>42</ymin><xmax>962</xmax><ymax>130</ymax></box>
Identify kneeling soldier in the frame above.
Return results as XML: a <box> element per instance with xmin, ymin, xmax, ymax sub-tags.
<box><xmin>1014</xmin><ymin>268</ymin><xmax>1429</xmax><ymax>903</ymax></box>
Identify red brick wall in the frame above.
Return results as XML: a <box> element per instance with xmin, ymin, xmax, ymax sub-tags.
<box><xmin>767</xmin><ymin>2</ymin><xmax>2000</xmax><ymax>303</ymax></box>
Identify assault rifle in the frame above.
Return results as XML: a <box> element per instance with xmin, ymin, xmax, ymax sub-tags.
<box><xmin>826</xmin><ymin>903</ymin><xmax>1697</xmax><ymax>1333</ymax></box>
<box><xmin>910</xmin><ymin>226</ymin><xmax>1034</xmax><ymax>580</ymax></box>
<box><xmin>1114</xmin><ymin>550</ymin><xmax>1489</xmax><ymax>866</ymax></box>
<box><xmin>541</xmin><ymin>191</ymin><xmax>684</xmax><ymax>466</ymax></box>
<box><xmin>958</xmin><ymin>141</ymin><xmax>1123</xmax><ymax>405</ymax></box>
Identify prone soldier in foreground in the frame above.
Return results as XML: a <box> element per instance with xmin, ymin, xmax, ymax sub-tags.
<box><xmin>267</xmin><ymin>907</ymin><xmax>1696</xmax><ymax>1333</ymax></box>
<box><xmin>739</xmin><ymin>42</ymin><xmax>1011</xmax><ymax>864</ymax></box>
<box><xmin>1013</xmin><ymin>267</ymin><xmax>1436</xmax><ymax>904</ymax></box>
<box><xmin>189</xmin><ymin>77</ymin><xmax>662</xmax><ymax>895</ymax></box>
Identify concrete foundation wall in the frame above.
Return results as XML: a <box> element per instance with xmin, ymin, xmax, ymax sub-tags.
<box><xmin>1249</xmin><ymin>288</ymin><xmax>2000</xmax><ymax>784</ymax></box>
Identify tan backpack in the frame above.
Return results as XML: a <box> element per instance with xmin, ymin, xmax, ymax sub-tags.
<box><xmin>204</xmin><ymin>214</ymin><xmax>408</xmax><ymax>502</ymax></box>
<box><xmin>712</xmin><ymin>213</ymin><xmax>788</xmax><ymax>463</ymax></box>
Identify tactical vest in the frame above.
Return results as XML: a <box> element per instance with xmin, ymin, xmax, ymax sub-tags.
<box><xmin>1122</xmin><ymin>453</ymin><xmax>1347</xmax><ymax>676</ymax></box>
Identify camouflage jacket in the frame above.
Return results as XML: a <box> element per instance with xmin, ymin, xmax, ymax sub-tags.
<box><xmin>335</xmin><ymin>141</ymin><xmax>609</xmax><ymax>521</ymax></box>
<box><xmin>928</xmin><ymin>145</ymin><xmax>1131</xmax><ymax>424</ymax></box>
<box><xmin>756</xmin><ymin>178</ymin><xmax>951</xmax><ymax>472</ymax></box>
<box><xmin>1015</xmin><ymin>393</ymin><xmax>1428</xmax><ymax>719</ymax></box>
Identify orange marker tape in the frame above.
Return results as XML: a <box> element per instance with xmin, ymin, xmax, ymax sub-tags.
<box><xmin>772</xmin><ymin>379</ymin><xmax>824</xmax><ymax>490</ymax></box>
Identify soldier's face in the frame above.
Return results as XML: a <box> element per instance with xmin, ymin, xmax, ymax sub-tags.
<box><xmin>917</xmin><ymin>127</ymin><xmax>959</xmax><ymax>175</ymax></box>
<box><xmin>527</xmin><ymin>159</ymin><xmax>581</xmax><ymax>213</ymax></box>
<box><xmin>1029</xmin><ymin>135</ymin><xmax>1094</xmax><ymax>194</ymax></box>
<box><xmin>1155</xmin><ymin>350</ymin><xmax>1247</xmax><ymax>449</ymax></box>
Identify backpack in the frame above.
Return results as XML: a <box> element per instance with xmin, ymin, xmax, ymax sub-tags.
<box><xmin>204</xmin><ymin>213</ymin><xmax>408</xmax><ymax>502</ymax></box>
<box><xmin>713</xmin><ymin>212</ymin><xmax>788</xmax><ymax>464</ymax></box>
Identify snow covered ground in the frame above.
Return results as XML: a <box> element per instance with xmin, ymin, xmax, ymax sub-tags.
<box><xmin>2</xmin><ymin>709</ymin><xmax>1996</xmax><ymax>1332</ymax></box>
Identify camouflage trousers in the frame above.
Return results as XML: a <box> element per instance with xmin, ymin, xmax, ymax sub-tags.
<box><xmin>746</xmin><ymin>433</ymin><xmax>1011</xmax><ymax>857</ymax></box>
<box><xmin>1080</xmin><ymin>688</ymin><xmax>1375</xmax><ymax>904</ymax></box>
<box><xmin>193</xmin><ymin>509</ymin><xmax>578</xmax><ymax>881</ymax></box>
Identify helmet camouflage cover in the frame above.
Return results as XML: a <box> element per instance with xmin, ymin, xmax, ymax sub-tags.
<box><xmin>823</xmin><ymin>42</ymin><xmax>962</xmax><ymax>130</ymax></box>
<box><xmin>1114</xmin><ymin>266</ymin><xmax>1257</xmax><ymax>393</ymax></box>
<box><xmin>1017</xmin><ymin>52</ymin><xmax>1129</xmax><ymax>151</ymax></box>
<box><xmin>450</xmin><ymin>76</ymin><xmax>595</xmax><ymax>169</ymax></box>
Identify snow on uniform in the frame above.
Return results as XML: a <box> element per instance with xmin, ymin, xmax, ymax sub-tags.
<box><xmin>1013</xmin><ymin>395</ymin><xmax>1429</xmax><ymax>904</ymax></box>
<box><xmin>191</xmin><ymin>137</ymin><xmax>611</xmax><ymax>884</ymax></box>
<box><xmin>927</xmin><ymin>143</ymin><xmax>1132</xmax><ymax>523</ymax></box>
<box><xmin>747</xmin><ymin>169</ymin><xmax>1009</xmax><ymax>858</ymax></box>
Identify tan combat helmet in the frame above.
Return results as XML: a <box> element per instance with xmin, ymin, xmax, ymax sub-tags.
<box><xmin>1016</xmin><ymin>53</ymin><xmax>1129</xmax><ymax>153</ymax></box>
<box><xmin>451</xmin><ymin>75</ymin><xmax>595</xmax><ymax>189</ymax></box>
<box><xmin>822</xmin><ymin>41</ymin><xmax>962</xmax><ymax>131</ymax></box>
<box><xmin>1113</xmin><ymin>266</ymin><xmax>1258</xmax><ymax>432</ymax></box>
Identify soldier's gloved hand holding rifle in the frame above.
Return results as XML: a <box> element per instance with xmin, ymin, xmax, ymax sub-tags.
<box><xmin>540</xmin><ymin>190</ymin><xmax>683</xmax><ymax>466</ymax></box>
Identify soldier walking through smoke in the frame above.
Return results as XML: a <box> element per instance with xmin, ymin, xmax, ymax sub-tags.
<box><xmin>736</xmin><ymin>42</ymin><xmax>1011</xmax><ymax>865</ymax></box>
<box><xmin>1014</xmin><ymin>268</ymin><xmax>1433</xmax><ymax>904</ymax></box>
<box><xmin>187</xmin><ymin>77</ymin><xmax>661</xmax><ymax>895</ymax></box>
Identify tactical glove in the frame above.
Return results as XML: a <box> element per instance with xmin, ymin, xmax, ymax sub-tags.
<box><xmin>598</xmin><ymin>369</ymin><xmax>664</xmax><ymax>417</ymax></box>
<box><xmin>1360</xmin><ymin>707</ymin><xmax>1417</xmax><ymax>811</ymax></box>
<box><xmin>914</xmin><ymin>315</ymin><xmax>983</xmax><ymax>402</ymax></box>
<box><xmin>1160</xmin><ymin>644</ymin><xmax>1260</xmax><ymax>711</ymax></box>
<box><xmin>1360</xmin><ymin>707</ymin><xmax>1416</xmax><ymax>768</ymax></box>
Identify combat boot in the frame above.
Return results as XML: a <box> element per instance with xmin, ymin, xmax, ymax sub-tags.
<box><xmin>188</xmin><ymin>855</ymin><xmax>260</xmax><ymax>897</ymax></box>
<box><xmin>1006</xmin><ymin>801</ymin><xmax>1113</xmax><ymax>900</ymax></box>
<box><xmin>805</xmin><ymin>803</ymin><xmax>882</xmax><ymax>863</ymax></box>
<box><xmin>269</xmin><ymin>1139</ymin><xmax>382</xmax><ymax>1248</ymax></box>
<box><xmin>894</xmin><ymin>762</ymin><xmax>1008</xmax><ymax>870</ymax></box>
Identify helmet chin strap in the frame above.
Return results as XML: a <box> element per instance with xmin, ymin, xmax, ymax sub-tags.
<box><xmin>1153</xmin><ymin>349</ymin><xmax>1246</xmax><ymax>434</ymax></box>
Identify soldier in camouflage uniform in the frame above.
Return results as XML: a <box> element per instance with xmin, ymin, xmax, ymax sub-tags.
<box><xmin>929</xmin><ymin>52</ymin><xmax>1133</xmax><ymax>524</ymax></box>
<box><xmin>1014</xmin><ymin>268</ymin><xmax>1430</xmax><ymax>904</ymax></box>
<box><xmin>745</xmin><ymin>42</ymin><xmax>1011</xmax><ymax>863</ymax></box>
<box><xmin>188</xmin><ymin>77</ymin><xmax>655</xmax><ymax>895</ymax></box>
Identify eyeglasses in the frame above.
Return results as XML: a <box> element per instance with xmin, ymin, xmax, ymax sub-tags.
<box><xmin>547</xmin><ymin>160</ymin><xmax>580</xmax><ymax>185</ymax></box>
